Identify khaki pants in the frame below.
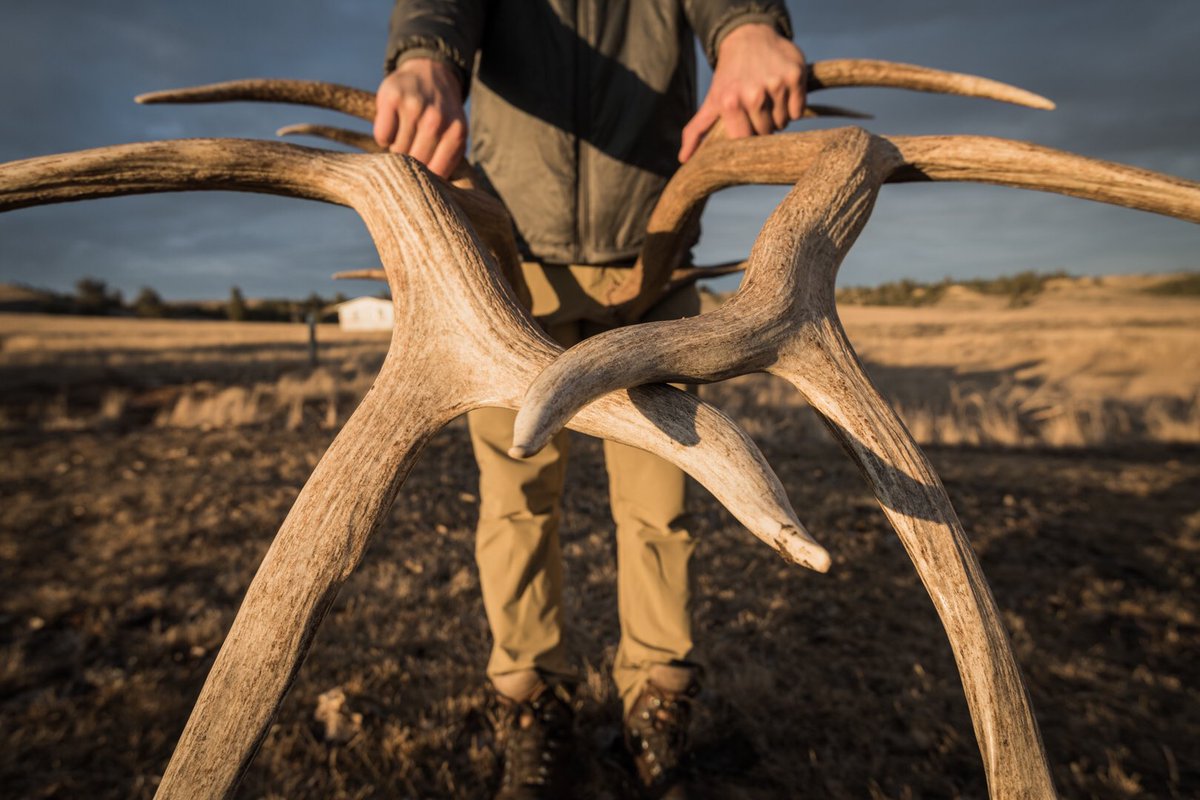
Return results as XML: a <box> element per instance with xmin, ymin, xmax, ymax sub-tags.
<box><xmin>469</xmin><ymin>262</ymin><xmax>700</xmax><ymax>713</ymax></box>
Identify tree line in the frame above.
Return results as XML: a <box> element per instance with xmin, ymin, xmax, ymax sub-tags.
<box><xmin>3</xmin><ymin>278</ymin><xmax>369</xmax><ymax>321</ymax></box>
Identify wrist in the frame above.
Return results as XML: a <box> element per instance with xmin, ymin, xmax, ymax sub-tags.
<box><xmin>717</xmin><ymin>23</ymin><xmax>781</xmax><ymax>60</ymax></box>
<box><xmin>393</xmin><ymin>51</ymin><xmax>465</xmax><ymax>99</ymax></box>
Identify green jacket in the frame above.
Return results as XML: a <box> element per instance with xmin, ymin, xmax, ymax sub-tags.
<box><xmin>386</xmin><ymin>0</ymin><xmax>792</xmax><ymax>265</ymax></box>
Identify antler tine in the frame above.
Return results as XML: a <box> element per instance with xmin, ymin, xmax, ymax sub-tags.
<box><xmin>665</xmin><ymin>260</ymin><xmax>747</xmax><ymax>292</ymax></box>
<box><xmin>2</xmin><ymin>139</ymin><xmax>827</xmax><ymax>798</ymax></box>
<box><xmin>516</xmin><ymin>128</ymin><xmax>1058</xmax><ymax>798</ymax></box>
<box><xmin>136</xmin><ymin>78</ymin><xmax>376</xmax><ymax>121</ymax></box>
<box><xmin>0</xmin><ymin>138</ymin><xmax>360</xmax><ymax>212</ymax></box>
<box><xmin>278</xmin><ymin>123</ymin><xmax>383</xmax><ymax>153</ymax></box>
<box><xmin>892</xmin><ymin>135</ymin><xmax>1200</xmax><ymax>221</ymax></box>
<box><xmin>333</xmin><ymin>268</ymin><xmax>387</xmax><ymax>281</ymax></box>
<box><xmin>803</xmin><ymin>102</ymin><xmax>873</xmax><ymax>120</ymax></box>
<box><xmin>810</xmin><ymin>59</ymin><xmax>1055</xmax><ymax>110</ymax></box>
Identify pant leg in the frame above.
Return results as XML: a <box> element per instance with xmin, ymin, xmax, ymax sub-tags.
<box><xmin>606</xmin><ymin>435</ymin><xmax>696</xmax><ymax>714</ymax></box>
<box><xmin>597</xmin><ymin>282</ymin><xmax>703</xmax><ymax>714</ymax></box>
<box><xmin>469</xmin><ymin>406</ymin><xmax>574</xmax><ymax>681</ymax></box>
<box><xmin>469</xmin><ymin>314</ymin><xmax>582</xmax><ymax>683</ymax></box>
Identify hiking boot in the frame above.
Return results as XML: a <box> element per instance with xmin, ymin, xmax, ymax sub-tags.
<box><xmin>624</xmin><ymin>666</ymin><xmax>701</xmax><ymax>799</ymax></box>
<box><xmin>493</xmin><ymin>680</ymin><xmax>575</xmax><ymax>800</ymax></box>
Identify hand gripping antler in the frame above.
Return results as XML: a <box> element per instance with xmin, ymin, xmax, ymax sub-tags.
<box><xmin>512</xmin><ymin>127</ymin><xmax>1200</xmax><ymax>798</ymax></box>
<box><xmin>0</xmin><ymin>140</ymin><xmax>835</xmax><ymax>798</ymax></box>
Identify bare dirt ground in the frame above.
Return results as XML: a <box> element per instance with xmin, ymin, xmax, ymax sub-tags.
<box><xmin>1</xmin><ymin>287</ymin><xmax>1198</xmax><ymax>798</ymax></box>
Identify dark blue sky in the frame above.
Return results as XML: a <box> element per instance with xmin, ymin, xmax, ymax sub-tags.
<box><xmin>1</xmin><ymin>1</ymin><xmax>1197</xmax><ymax>299</ymax></box>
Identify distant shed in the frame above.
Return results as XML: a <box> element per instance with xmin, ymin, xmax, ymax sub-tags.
<box><xmin>336</xmin><ymin>297</ymin><xmax>393</xmax><ymax>331</ymax></box>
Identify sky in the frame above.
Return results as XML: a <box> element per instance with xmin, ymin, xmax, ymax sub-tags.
<box><xmin>0</xmin><ymin>1</ymin><xmax>1197</xmax><ymax>300</ymax></box>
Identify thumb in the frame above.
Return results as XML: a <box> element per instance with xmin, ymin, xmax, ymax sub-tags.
<box><xmin>679</xmin><ymin>101</ymin><xmax>719</xmax><ymax>163</ymax></box>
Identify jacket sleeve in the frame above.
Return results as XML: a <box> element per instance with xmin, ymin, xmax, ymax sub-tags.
<box><xmin>384</xmin><ymin>0</ymin><xmax>485</xmax><ymax>91</ymax></box>
<box><xmin>682</xmin><ymin>0</ymin><xmax>794</xmax><ymax>67</ymax></box>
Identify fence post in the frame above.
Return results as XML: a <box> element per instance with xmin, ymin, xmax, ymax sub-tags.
<box><xmin>306</xmin><ymin>311</ymin><xmax>318</xmax><ymax>366</ymax></box>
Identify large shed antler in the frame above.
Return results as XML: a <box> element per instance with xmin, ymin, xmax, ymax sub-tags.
<box><xmin>0</xmin><ymin>139</ymin><xmax>834</xmax><ymax>798</ymax></box>
<box><xmin>513</xmin><ymin>128</ymin><xmax>1200</xmax><ymax>797</ymax></box>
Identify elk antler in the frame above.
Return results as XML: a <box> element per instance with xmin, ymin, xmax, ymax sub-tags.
<box><xmin>277</xmin><ymin>122</ymin><xmax>383</xmax><ymax>152</ymax></box>
<box><xmin>512</xmin><ymin>127</ymin><xmax>1200</xmax><ymax>798</ymax></box>
<box><xmin>807</xmin><ymin>59</ymin><xmax>1054</xmax><ymax>109</ymax></box>
<box><xmin>0</xmin><ymin>139</ymin><xmax>834</xmax><ymax>799</ymax></box>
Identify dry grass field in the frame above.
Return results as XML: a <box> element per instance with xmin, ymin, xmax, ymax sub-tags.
<box><xmin>1</xmin><ymin>277</ymin><xmax>1197</xmax><ymax>798</ymax></box>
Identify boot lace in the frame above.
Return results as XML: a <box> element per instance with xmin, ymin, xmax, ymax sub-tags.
<box><xmin>497</xmin><ymin>684</ymin><xmax>573</xmax><ymax>794</ymax></box>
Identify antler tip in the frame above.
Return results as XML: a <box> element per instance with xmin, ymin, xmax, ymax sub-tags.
<box><xmin>1028</xmin><ymin>94</ymin><xmax>1056</xmax><ymax>111</ymax></box>
<box><xmin>331</xmin><ymin>269</ymin><xmax>387</xmax><ymax>281</ymax></box>
<box><xmin>780</xmin><ymin>526</ymin><xmax>832</xmax><ymax>573</ymax></box>
<box><xmin>511</xmin><ymin>410</ymin><xmax>558</xmax><ymax>459</ymax></box>
<box><xmin>507</xmin><ymin>444</ymin><xmax>536</xmax><ymax>459</ymax></box>
<box><xmin>134</xmin><ymin>89</ymin><xmax>179</xmax><ymax>105</ymax></box>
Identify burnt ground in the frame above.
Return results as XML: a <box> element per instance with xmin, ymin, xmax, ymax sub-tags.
<box><xmin>1</xmin><ymin>419</ymin><xmax>1197</xmax><ymax>799</ymax></box>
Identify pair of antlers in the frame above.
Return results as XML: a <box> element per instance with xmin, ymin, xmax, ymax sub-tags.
<box><xmin>3</xmin><ymin>59</ymin><xmax>1197</xmax><ymax>799</ymax></box>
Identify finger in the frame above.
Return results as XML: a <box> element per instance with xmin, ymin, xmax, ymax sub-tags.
<box><xmin>747</xmin><ymin>102</ymin><xmax>774</xmax><ymax>136</ymax></box>
<box><xmin>373</xmin><ymin>95</ymin><xmax>398</xmax><ymax>148</ymax></box>
<box><xmin>408</xmin><ymin>106</ymin><xmax>446</xmax><ymax>164</ymax></box>
<box><xmin>679</xmin><ymin>102</ymin><xmax>719</xmax><ymax>162</ymax></box>
<box><xmin>769</xmin><ymin>88</ymin><xmax>788</xmax><ymax>129</ymax></box>
<box><xmin>389</xmin><ymin>97</ymin><xmax>421</xmax><ymax>155</ymax></box>
<box><xmin>428</xmin><ymin>118</ymin><xmax>467</xmax><ymax>178</ymax></box>
<box><xmin>720</xmin><ymin>107</ymin><xmax>754</xmax><ymax>140</ymax></box>
<box><xmin>788</xmin><ymin>85</ymin><xmax>806</xmax><ymax>121</ymax></box>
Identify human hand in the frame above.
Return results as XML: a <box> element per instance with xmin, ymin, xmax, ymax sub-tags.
<box><xmin>374</xmin><ymin>58</ymin><xmax>467</xmax><ymax>178</ymax></box>
<box><xmin>679</xmin><ymin>23</ymin><xmax>806</xmax><ymax>162</ymax></box>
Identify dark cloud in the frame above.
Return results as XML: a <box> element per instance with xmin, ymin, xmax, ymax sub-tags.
<box><xmin>1</xmin><ymin>1</ymin><xmax>1196</xmax><ymax>299</ymax></box>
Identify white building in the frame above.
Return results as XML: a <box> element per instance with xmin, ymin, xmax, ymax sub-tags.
<box><xmin>336</xmin><ymin>297</ymin><xmax>393</xmax><ymax>331</ymax></box>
